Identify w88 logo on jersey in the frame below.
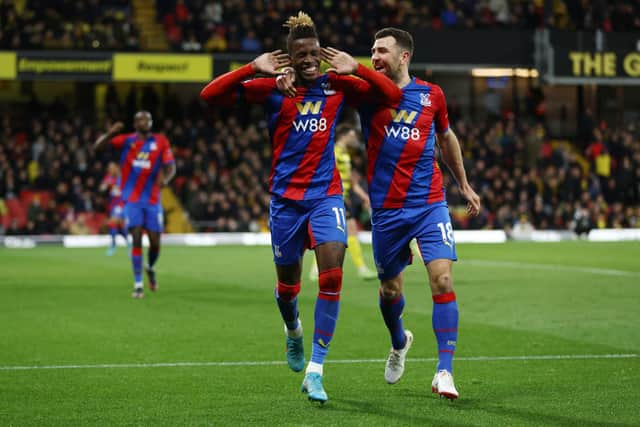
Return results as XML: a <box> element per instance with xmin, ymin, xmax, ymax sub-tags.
<box><xmin>384</xmin><ymin>125</ymin><xmax>421</xmax><ymax>141</ymax></box>
<box><xmin>293</xmin><ymin>118</ymin><xmax>327</xmax><ymax>132</ymax></box>
<box><xmin>385</xmin><ymin>108</ymin><xmax>421</xmax><ymax>141</ymax></box>
<box><xmin>293</xmin><ymin>101</ymin><xmax>328</xmax><ymax>132</ymax></box>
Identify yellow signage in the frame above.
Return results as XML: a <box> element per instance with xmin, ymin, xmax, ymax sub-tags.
<box><xmin>623</xmin><ymin>53</ymin><xmax>640</xmax><ymax>77</ymax></box>
<box><xmin>569</xmin><ymin>51</ymin><xmax>640</xmax><ymax>78</ymax></box>
<box><xmin>321</xmin><ymin>57</ymin><xmax>372</xmax><ymax>72</ymax></box>
<box><xmin>113</xmin><ymin>54</ymin><xmax>212</xmax><ymax>82</ymax></box>
<box><xmin>0</xmin><ymin>52</ymin><xmax>17</xmax><ymax>79</ymax></box>
<box><xmin>229</xmin><ymin>61</ymin><xmax>245</xmax><ymax>71</ymax></box>
<box><xmin>355</xmin><ymin>56</ymin><xmax>373</xmax><ymax>68</ymax></box>
<box><xmin>17</xmin><ymin>58</ymin><xmax>112</xmax><ymax>74</ymax></box>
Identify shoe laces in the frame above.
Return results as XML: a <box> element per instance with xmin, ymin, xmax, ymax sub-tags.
<box><xmin>388</xmin><ymin>348</ymin><xmax>402</xmax><ymax>367</ymax></box>
<box><xmin>287</xmin><ymin>337</ymin><xmax>301</xmax><ymax>356</ymax></box>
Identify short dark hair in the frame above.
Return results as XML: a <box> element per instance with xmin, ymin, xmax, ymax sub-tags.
<box><xmin>284</xmin><ymin>11</ymin><xmax>318</xmax><ymax>50</ymax></box>
<box><xmin>374</xmin><ymin>27</ymin><xmax>414</xmax><ymax>57</ymax></box>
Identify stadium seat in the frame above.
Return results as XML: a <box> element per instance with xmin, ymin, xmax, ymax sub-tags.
<box><xmin>82</xmin><ymin>213</ymin><xmax>108</xmax><ymax>234</ymax></box>
<box><xmin>20</xmin><ymin>191</ymin><xmax>53</xmax><ymax>211</ymax></box>
<box><xmin>5</xmin><ymin>198</ymin><xmax>27</xmax><ymax>228</ymax></box>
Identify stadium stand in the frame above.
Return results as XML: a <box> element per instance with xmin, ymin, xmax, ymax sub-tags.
<box><xmin>0</xmin><ymin>1</ymin><xmax>639</xmax><ymax>236</ymax></box>
<box><xmin>2</xmin><ymin>1</ymin><xmax>639</xmax><ymax>53</ymax></box>
<box><xmin>1</xmin><ymin>90</ymin><xmax>638</xmax><ymax>235</ymax></box>
<box><xmin>0</xmin><ymin>0</ymin><xmax>140</xmax><ymax>50</ymax></box>
<box><xmin>155</xmin><ymin>0</ymin><xmax>640</xmax><ymax>53</ymax></box>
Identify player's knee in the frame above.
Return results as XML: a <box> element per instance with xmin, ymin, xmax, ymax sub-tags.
<box><xmin>431</xmin><ymin>271</ymin><xmax>453</xmax><ymax>294</ymax></box>
<box><xmin>380</xmin><ymin>279</ymin><xmax>401</xmax><ymax>301</ymax></box>
<box><xmin>276</xmin><ymin>281</ymin><xmax>301</xmax><ymax>302</ymax></box>
<box><xmin>130</xmin><ymin>229</ymin><xmax>142</xmax><ymax>243</ymax></box>
<box><xmin>319</xmin><ymin>267</ymin><xmax>343</xmax><ymax>295</ymax></box>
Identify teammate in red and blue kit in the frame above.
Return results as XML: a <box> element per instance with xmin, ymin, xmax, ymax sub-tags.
<box><xmin>200</xmin><ymin>12</ymin><xmax>401</xmax><ymax>403</ymax></box>
<box><xmin>364</xmin><ymin>28</ymin><xmax>480</xmax><ymax>399</ymax></box>
<box><xmin>94</xmin><ymin>111</ymin><xmax>176</xmax><ymax>298</ymax></box>
<box><xmin>278</xmin><ymin>27</ymin><xmax>480</xmax><ymax>399</ymax></box>
<box><xmin>100</xmin><ymin>162</ymin><xmax>128</xmax><ymax>256</ymax></box>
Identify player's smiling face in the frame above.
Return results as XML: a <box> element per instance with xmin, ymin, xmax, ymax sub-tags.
<box><xmin>371</xmin><ymin>36</ymin><xmax>408</xmax><ymax>80</ymax></box>
<box><xmin>289</xmin><ymin>38</ymin><xmax>322</xmax><ymax>85</ymax></box>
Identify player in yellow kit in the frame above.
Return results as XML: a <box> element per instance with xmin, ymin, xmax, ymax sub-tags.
<box><xmin>309</xmin><ymin>124</ymin><xmax>377</xmax><ymax>281</ymax></box>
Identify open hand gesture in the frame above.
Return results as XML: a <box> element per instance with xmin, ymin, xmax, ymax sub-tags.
<box><xmin>252</xmin><ymin>50</ymin><xmax>291</xmax><ymax>75</ymax></box>
<box><xmin>321</xmin><ymin>47</ymin><xmax>358</xmax><ymax>75</ymax></box>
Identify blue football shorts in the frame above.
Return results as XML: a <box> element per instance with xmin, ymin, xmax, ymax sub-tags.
<box><xmin>110</xmin><ymin>203</ymin><xmax>125</xmax><ymax>220</ymax></box>
<box><xmin>269</xmin><ymin>195</ymin><xmax>348</xmax><ymax>265</ymax></box>
<box><xmin>371</xmin><ymin>202</ymin><xmax>457</xmax><ymax>280</ymax></box>
<box><xmin>124</xmin><ymin>202</ymin><xmax>164</xmax><ymax>233</ymax></box>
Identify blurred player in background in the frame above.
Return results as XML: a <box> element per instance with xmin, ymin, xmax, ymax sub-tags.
<box><xmin>100</xmin><ymin>162</ymin><xmax>128</xmax><ymax>256</ymax></box>
<box><xmin>277</xmin><ymin>28</ymin><xmax>480</xmax><ymax>400</ymax></box>
<box><xmin>200</xmin><ymin>12</ymin><xmax>400</xmax><ymax>403</ymax></box>
<box><xmin>308</xmin><ymin>124</ymin><xmax>377</xmax><ymax>281</ymax></box>
<box><xmin>94</xmin><ymin>111</ymin><xmax>176</xmax><ymax>299</ymax></box>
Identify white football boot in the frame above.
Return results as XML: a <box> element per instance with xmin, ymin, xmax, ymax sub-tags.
<box><xmin>384</xmin><ymin>330</ymin><xmax>414</xmax><ymax>384</ymax></box>
<box><xmin>431</xmin><ymin>369</ymin><xmax>459</xmax><ymax>400</ymax></box>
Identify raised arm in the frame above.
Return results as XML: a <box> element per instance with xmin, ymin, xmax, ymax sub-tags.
<box><xmin>322</xmin><ymin>47</ymin><xmax>402</xmax><ymax>105</ymax></box>
<box><xmin>200</xmin><ymin>50</ymin><xmax>290</xmax><ymax>105</ymax></box>
<box><xmin>94</xmin><ymin>121</ymin><xmax>124</xmax><ymax>151</ymax></box>
<box><xmin>436</xmin><ymin>129</ymin><xmax>480</xmax><ymax>216</ymax></box>
<box><xmin>275</xmin><ymin>48</ymin><xmax>402</xmax><ymax>104</ymax></box>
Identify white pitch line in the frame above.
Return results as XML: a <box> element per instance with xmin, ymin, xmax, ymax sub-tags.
<box><xmin>464</xmin><ymin>259</ymin><xmax>640</xmax><ymax>278</ymax></box>
<box><xmin>1</xmin><ymin>354</ymin><xmax>637</xmax><ymax>371</ymax></box>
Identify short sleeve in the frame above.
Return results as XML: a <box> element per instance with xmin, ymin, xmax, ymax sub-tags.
<box><xmin>241</xmin><ymin>78</ymin><xmax>277</xmax><ymax>104</ymax></box>
<box><xmin>111</xmin><ymin>134</ymin><xmax>127</xmax><ymax>149</ymax></box>
<box><xmin>433</xmin><ymin>85</ymin><xmax>450</xmax><ymax>134</ymax></box>
<box><xmin>160</xmin><ymin>137</ymin><xmax>175</xmax><ymax>165</ymax></box>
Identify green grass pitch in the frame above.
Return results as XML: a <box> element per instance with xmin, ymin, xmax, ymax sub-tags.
<box><xmin>1</xmin><ymin>241</ymin><xmax>639</xmax><ymax>426</ymax></box>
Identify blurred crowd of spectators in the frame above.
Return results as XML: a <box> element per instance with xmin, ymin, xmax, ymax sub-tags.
<box><xmin>0</xmin><ymin>0</ymin><xmax>139</xmax><ymax>50</ymax></box>
<box><xmin>1</xmin><ymin>88</ymin><xmax>639</xmax><ymax>236</ymax></box>
<box><xmin>162</xmin><ymin>113</ymin><xmax>272</xmax><ymax>233</ymax></box>
<box><xmin>445</xmin><ymin>118</ymin><xmax>640</xmax><ymax>234</ymax></box>
<box><xmin>157</xmin><ymin>0</ymin><xmax>640</xmax><ymax>53</ymax></box>
<box><xmin>0</xmin><ymin>90</ymin><xmax>272</xmax><ymax>234</ymax></box>
<box><xmin>3</xmin><ymin>1</ymin><xmax>638</xmax><ymax>53</ymax></box>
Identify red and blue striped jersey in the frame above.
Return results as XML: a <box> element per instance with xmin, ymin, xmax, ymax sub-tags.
<box><xmin>241</xmin><ymin>74</ymin><xmax>348</xmax><ymax>200</ymax></box>
<box><xmin>110</xmin><ymin>133</ymin><xmax>175</xmax><ymax>205</ymax></box>
<box><xmin>201</xmin><ymin>63</ymin><xmax>401</xmax><ymax>201</ymax></box>
<box><xmin>359</xmin><ymin>78</ymin><xmax>449</xmax><ymax>208</ymax></box>
<box><xmin>101</xmin><ymin>172</ymin><xmax>123</xmax><ymax>206</ymax></box>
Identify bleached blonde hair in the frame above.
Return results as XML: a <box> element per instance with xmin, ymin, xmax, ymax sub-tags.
<box><xmin>284</xmin><ymin>11</ymin><xmax>318</xmax><ymax>50</ymax></box>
